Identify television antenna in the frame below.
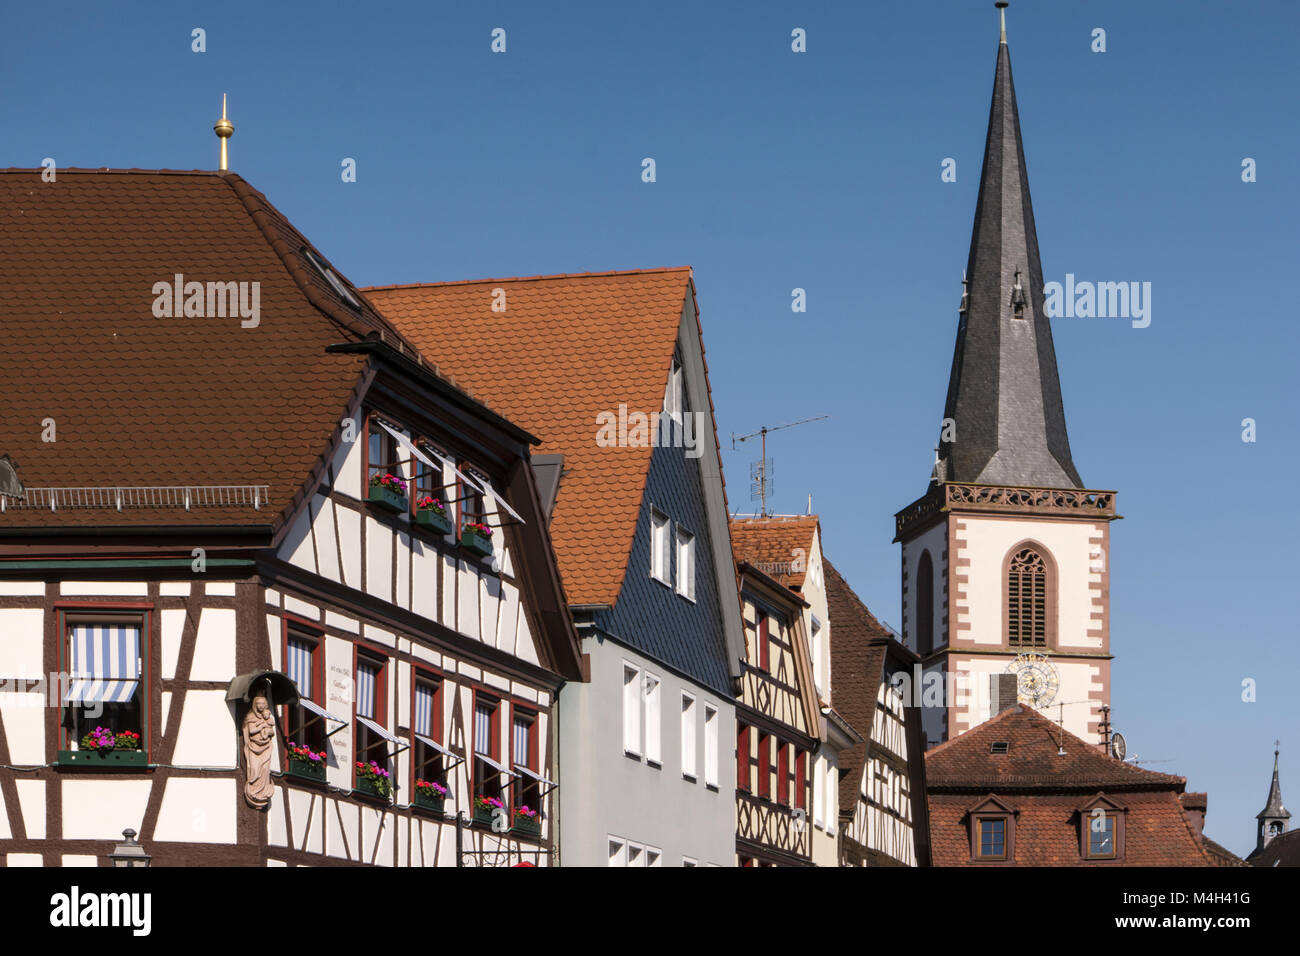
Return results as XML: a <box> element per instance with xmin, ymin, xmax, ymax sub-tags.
<box><xmin>731</xmin><ymin>415</ymin><xmax>828</xmax><ymax>517</ymax></box>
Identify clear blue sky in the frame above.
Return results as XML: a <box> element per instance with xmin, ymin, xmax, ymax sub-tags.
<box><xmin>3</xmin><ymin>0</ymin><xmax>1296</xmax><ymax>856</ymax></box>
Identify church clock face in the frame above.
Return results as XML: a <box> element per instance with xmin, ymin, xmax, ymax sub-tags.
<box><xmin>1006</xmin><ymin>653</ymin><xmax>1060</xmax><ymax>708</ymax></box>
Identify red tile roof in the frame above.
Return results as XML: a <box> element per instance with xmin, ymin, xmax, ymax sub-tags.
<box><xmin>0</xmin><ymin>168</ymin><xmax>446</xmax><ymax>532</ymax></box>
<box><xmin>926</xmin><ymin>706</ymin><xmax>1213</xmax><ymax>865</ymax></box>
<box><xmin>926</xmin><ymin>705</ymin><xmax>1189</xmax><ymax>790</ymax></box>
<box><xmin>729</xmin><ymin>516</ymin><xmax>819</xmax><ymax>589</ymax></box>
<box><xmin>364</xmin><ymin>269</ymin><xmax>699</xmax><ymax>607</ymax></box>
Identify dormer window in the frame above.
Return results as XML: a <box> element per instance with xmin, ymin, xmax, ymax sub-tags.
<box><xmin>968</xmin><ymin>796</ymin><xmax>1017</xmax><ymax>862</ymax></box>
<box><xmin>1079</xmin><ymin>796</ymin><xmax>1126</xmax><ymax>861</ymax></box>
<box><xmin>303</xmin><ymin>248</ymin><xmax>362</xmax><ymax>310</ymax></box>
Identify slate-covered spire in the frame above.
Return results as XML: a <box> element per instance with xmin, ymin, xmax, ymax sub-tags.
<box><xmin>1256</xmin><ymin>747</ymin><xmax>1291</xmax><ymax>852</ymax></box>
<box><xmin>937</xmin><ymin>5</ymin><xmax>1083</xmax><ymax>489</ymax></box>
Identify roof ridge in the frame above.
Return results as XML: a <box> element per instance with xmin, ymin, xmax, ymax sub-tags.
<box><xmin>360</xmin><ymin>266</ymin><xmax>692</xmax><ymax>292</ymax></box>
<box><xmin>1</xmin><ymin>167</ymin><xmax>223</xmax><ymax>177</ymax></box>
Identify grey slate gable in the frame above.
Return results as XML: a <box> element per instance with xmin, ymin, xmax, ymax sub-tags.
<box><xmin>591</xmin><ymin>435</ymin><xmax>734</xmax><ymax>699</ymax></box>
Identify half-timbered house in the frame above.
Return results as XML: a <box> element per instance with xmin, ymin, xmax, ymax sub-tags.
<box><xmin>731</xmin><ymin>561</ymin><xmax>824</xmax><ymax>866</ymax></box>
<box><xmin>0</xmin><ymin>168</ymin><xmax>582</xmax><ymax>867</ymax></box>
<box><xmin>729</xmin><ymin>515</ymin><xmax>856</xmax><ymax>866</ymax></box>
<box><xmin>365</xmin><ymin>269</ymin><xmax>746</xmax><ymax>867</ymax></box>
<box><xmin>824</xmin><ymin>561</ymin><xmax>931</xmax><ymax>867</ymax></box>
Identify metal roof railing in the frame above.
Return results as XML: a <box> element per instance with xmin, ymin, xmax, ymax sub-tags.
<box><xmin>1</xmin><ymin>485</ymin><xmax>272</xmax><ymax>513</ymax></box>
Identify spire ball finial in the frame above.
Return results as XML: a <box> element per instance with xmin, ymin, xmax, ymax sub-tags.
<box><xmin>213</xmin><ymin>93</ymin><xmax>234</xmax><ymax>172</ymax></box>
<box><xmin>996</xmin><ymin>1</ymin><xmax>1008</xmax><ymax>43</ymax></box>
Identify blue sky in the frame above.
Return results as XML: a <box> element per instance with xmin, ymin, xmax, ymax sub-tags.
<box><xmin>3</xmin><ymin>0</ymin><xmax>1296</xmax><ymax>856</ymax></box>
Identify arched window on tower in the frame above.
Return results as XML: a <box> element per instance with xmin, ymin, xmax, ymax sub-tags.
<box><xmin>916</xmin><ymin>551</ymin><xmax>934</xmax><ymax>656</ymax></box>
<box><xmin>1006</xmin><ymin>546</ymin><xmax>1050</xmax><ymax>648</ymax></box>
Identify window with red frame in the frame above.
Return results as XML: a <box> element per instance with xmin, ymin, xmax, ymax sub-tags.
<box><xmin>366</xmin><ymin>414</ymin><xmax>404</xmax><ymax>492</ymax></box>
<box><xmin>354</xmin><ymin>652</ymin><xmax>388</xmax><ymax>773</ymax></box>
<box><xmin>461</xmin><ymin>471</ymin><xmax>487</xmax><ymax>531</ymax></box>
<box><xmin>61</xmin><ymin>614</ymin><xmax>147</xmax><ymax>759</ymax></box>
<box><xmin>473</xmin><ymin>696</ymin><xmax>502</xmax><ymax>800</ymax></box>
<box><xmin>412</xmin><ymin>675</ymin><xmax>445</xmax><ymax>790</ymax></box>
<box><xmin>795</xmin><ymin>750</ymin><xmax>808</xmax><ymax>811</ymax></box>
<box><xmin>284</xmin><ymin>627</ymin><xmax>326</xmax><ymax>755</ymax></box>
<box><xmin>512</xmin><ymin>708</ymin><xmax>541</xmax><ymax>814</ymax></box>
<box><xmin>776</xmin><ymin>742</ymin><xmax>790</xmax><ymax>806</ymax></box>
<box><xmin>757</xmin><ymin>732</ymin><xmax>772</xmax><ymax>800</ymax></box>
<box><xmin>737</xmin><ymin>723</ymin><xmax>750</xmax><ymax>792</ymax></box>
<box><xmin>413</xmin><ymin>441</ymin><xmax>451</xmax><ymax>518</ymax></box>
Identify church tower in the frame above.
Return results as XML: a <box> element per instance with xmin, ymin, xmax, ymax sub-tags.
<box><xmin>894</xmin><ymin>3</ymin><xmax>1118</xmax><ymax>747</ymax></box>
<box><xmin>1255</xmin><ymin>747</ymin><xmax>1290</xmax><ymax>854</ymax></box>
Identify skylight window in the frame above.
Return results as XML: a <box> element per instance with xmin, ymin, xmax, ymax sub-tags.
<box><xmin>990</xmin><ymin>742</ymin><xmax>1010</xmax><ymax>754</ymax></box>
<box><xmin>303</xmin><ymin>248</ymin><xmax>362</xmax><ymax>310</ymax></box>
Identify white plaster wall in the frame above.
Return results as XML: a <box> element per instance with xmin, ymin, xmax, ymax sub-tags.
<box><xmin>954</xmin><ymin>517</ymin><xmax>1101</xmax><ymax>649</ymax></box>
<box><xmin>0</xmin><ymin>696</ymin><xmax>46</xmax><ymax>765</ymax></box>
<box><xmin>901</xmin><ymin>521</ymin><xmax>947</xmax><ymax>654</ymax></box>
<box><xmin>0</xmin><ymin>608</ymin><xmax>43</xmax><ymax>676</ymax></box>
<box><xmin>190</xmin><ymin>608</ymin><xmax>236</xmax><ymax>682</ymax></box>
<box><xmin>60</xmin><ymin>582</ymin><xmax>147</xmax><ymax>596</ymax></box>
<box><xmin>170</xmin><ymin>690</ymin><xmax>237</xmax><ymax>766</ymax></box>
<box><xmin>0</xmin><ymin>581</ymin><xmax>43</xmax><ymax>595</ymax></box>
<box><xmin>366</xmin><ymin>516</ymin><xmax>393</xmax><ymax>603</ymax></box>
<box><xmin>313</xmin><ymin>496</ymin><xmax>341</xmax><ymax>583</ymax></box>
<box><xmin>61</xmin><ymin>780</ymin><xmax>152</xmax><ymax>840</ymax></box>
<box><xmin>16</xmin><ymin>780</ymin><xmax>45</xmax><ymax>839</ymax></box>
<box><xmin>153</xmin><ymin>778</ymin><xmax>237</xmax><ymax>842</ymax></box>
<box><xmin>949</xmin><ymin>655</ymin><xmax>1103</xmax><ymax>741</ymax></box>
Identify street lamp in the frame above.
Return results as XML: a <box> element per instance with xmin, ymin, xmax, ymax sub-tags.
<box><xmin>109</xmin><ymin>828</ymin><xmax>151</xmax><ymax>868</ymax></box>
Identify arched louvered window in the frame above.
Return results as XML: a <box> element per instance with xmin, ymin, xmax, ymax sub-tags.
<box><xmin>1006</xmin><ymin>546</ymin><xmax>1049</xmax><ymax>647</ymax></box>
<box><xmin>916</xmin><ymin>551</ymin><xmax>935</xmax><ymax>656</ymax></box>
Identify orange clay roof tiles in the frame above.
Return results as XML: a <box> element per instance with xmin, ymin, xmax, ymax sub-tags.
<box><xmin>0</xmin><ymin>168</ymin><xmax>458</xmax><ymax>532</ymax></box>
<box><xmin>364</xmin><ymin>269</ymin><xmax>693</xmax><ymax>607</ymax></box>
<box><xmin>729</xmin><ymin>515</ymin><xmax>820</xmax><ymax>590</ymax></box>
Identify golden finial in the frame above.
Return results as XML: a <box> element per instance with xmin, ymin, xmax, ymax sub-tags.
<box><xmin>996</xmin><ymin>2</ymin><xmax>1008</xmax><ymax>44</ymax></box>
<box><xmin>213</xmin><ymin>94</ymin><xmax>234</xmax><ymax>171</ymax></box>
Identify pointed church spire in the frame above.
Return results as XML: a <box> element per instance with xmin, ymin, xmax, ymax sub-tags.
<box><xmin>1258</xmin><ymin>746</ymin><xmax>1290</xmax><ymax>821</ymax></box>
<box><xmin>1256</xmin><ymin>744</ymin><xmax>1290</xmax><ymax>852</ymax></box>
<box><xmin>937</xmin><ymin>3</ymin><xmax>1083</xmax><ymax>489</ymax></box>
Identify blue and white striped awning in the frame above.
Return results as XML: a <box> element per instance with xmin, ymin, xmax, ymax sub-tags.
<box><xmin>415</xmin><ymin>733</ymin><xmax>455</xmax><ymax>758</ymax></box>
<box><xmin>65</xmin><ymin>623</ymin><xmax>140</xmax><ymax>704</ymax></box>
<box><xmin>356</xmin><ymin>715</ymin><xmax>402</xmax><ymax>746</ymax></box>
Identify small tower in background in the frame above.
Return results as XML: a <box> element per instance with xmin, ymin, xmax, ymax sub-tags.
<box><xmin>1255</xmin><ymin>745</ymin><xmax>1290</xmax><ymax>853</ymax></box>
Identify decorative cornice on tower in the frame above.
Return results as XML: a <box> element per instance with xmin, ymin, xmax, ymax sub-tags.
<box><xmin>894</xmin><ymin>481</ymin><xmax>1118</xmax><ymax>542</ymax></box>
<box><xmin>937</xmin><ymin>4</ymin><xmax>1083</xmax><ymax>491</ymax></box>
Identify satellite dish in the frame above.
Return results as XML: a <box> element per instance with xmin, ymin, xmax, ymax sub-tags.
<box><xmin>1109</xmin><ymin>732</ymin><xmax>1127</xmax><ymax>761</ymax></box>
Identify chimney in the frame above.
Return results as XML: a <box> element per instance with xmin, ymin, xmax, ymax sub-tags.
<box><xmin>990</xmin><ymin>674</ymin><xmax>1018</xmax><ymax>715</ymax></box>
<box><xmin>1180</xmin><ymin>792</ymin><xmax>1207</xmax><ymax>839</ymax></box>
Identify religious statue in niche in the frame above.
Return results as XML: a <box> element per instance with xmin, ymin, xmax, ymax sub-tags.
<box><xmin>242</xmin><ymin>693</ymin><xmax>276</xmax><ymax>809</ymax></box>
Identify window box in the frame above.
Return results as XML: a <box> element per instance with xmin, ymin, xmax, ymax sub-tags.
<box><xmin>473</xmin><ymin>796</ymin><xmax>507</xmax><ymax>829</ymax></box>
<box><xmin>512</xmin><ymin>812</ymin><xmax>542</xmax><ymax>839</ymax></box>
<box><xmin>368</xmin><ymin>483</ymin><xmax>407</xmax><ymax>513</ymax></box>
<box><xmin>57</xmin><ymin>749</ymin><xmax>148</xmax><ymax>768</ymax></box>
<box><xmin>285</xmin><ymin>758</ymin><xmax>327</xmax><ymax>784</ymax></box>
<box><xmin>415</xmin><ymin>509</ymin><xmax>453</xmax><ymax>534</ymax></box>
<box><xmin>414</xmin><ymin>779</ymin><xmax>448</xmax><ymax>814</ymax></box>
<box><xmin>460</xmin><ymin>529</ymin><xmax>493</xmax><ymax>558</ymax></box>
<box><xmin>414</xmin><ymin>790</ymin><xmax>446</xmax><ymax>814</ymax></box>
<box><xmin>355</xmin><ymin>760</ymin><xmax>392</xmax><ymax>801</ymax></box>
